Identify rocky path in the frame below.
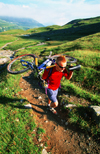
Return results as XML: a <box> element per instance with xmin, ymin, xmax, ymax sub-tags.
<box><xmin>0</xmin><ymin>39</ymin><xmax>19</xmax><ymax>65</ymax></box>
<box><xmin>1</xmin><ymin>42</ymin><xmax>100</xmax><ymax>153</ymax></box>
<box><xmin>0</xmin><ymin>41</ymin><xmax>15</xmax><ymax>66</ymax></box>
<box><xmin>19</xmin><ymin>71</ymin><xmax>100</xmax><ymax>154</ymax></box>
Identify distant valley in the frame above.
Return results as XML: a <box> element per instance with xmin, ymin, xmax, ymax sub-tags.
<box><xmin>0</xmin><ymin>16</ymin><xmax>44</xmax><ymax>32</ymax></box>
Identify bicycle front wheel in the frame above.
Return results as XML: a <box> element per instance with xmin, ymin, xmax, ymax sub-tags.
<box><xmin>51</xmin><ymin>54</ymin><xmax>77</xmax><ymax>63</ymax></box>
<box><xmin>7</xmin><ymin>54</ymin><xmax>36</xmax><ymax>74</ymax></box>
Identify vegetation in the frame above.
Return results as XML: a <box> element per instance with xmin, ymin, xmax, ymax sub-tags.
<box><xmin>0</xmin><ymin>16</ymin><xmax>44</xmax><ymax>32</ymax></box>
<box><xmin>0</xmin><ymin>71</ymin><xmax>44</xmax><ymax>153</ymax></box>
<box><xmin>0</xmin><ymin>16</ymin><xmax>100</xmax><ymax>153</ymax></box>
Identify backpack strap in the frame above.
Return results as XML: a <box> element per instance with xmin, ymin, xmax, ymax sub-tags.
<box><xmin>45</xmin><ymin>67</ymin><xmax>53</xmax><ymax>82</ymax></box>
<box><xmin>45</xmin><ymin>67</ymin><xmax>53</xmax><ymax>94</ymax></box>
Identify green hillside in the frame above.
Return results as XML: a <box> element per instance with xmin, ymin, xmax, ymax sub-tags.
<box><xmin>0</xmin><ymin>19</ymin><xmax>23</xmax><ymax>32</ymax></box>
<box><xmin>0</xmin><ymin>16</ymin><xmax>44</xmax><ymax>32</ymax></box>
<box><xmin>1</xmin><ymin>16</ymin><xmax>100</xmax><ymax>97</ymax></box>
<box><xmin>66</xmin><ymin>16</ymin><xmax>100</xmax><ymax>25</ymax></box>
<box><xmin>0</xmin><ymin>16</ymin><xmax>100</xmax><ymax>153</ymax></box>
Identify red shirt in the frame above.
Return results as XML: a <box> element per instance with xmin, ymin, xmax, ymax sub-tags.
<box><xmin>42</xmin><ymin>66</ymin><xmax>73</xmax><ymax>90</ymax></box>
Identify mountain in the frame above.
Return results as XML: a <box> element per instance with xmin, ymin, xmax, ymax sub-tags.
<box><xmin>0</xmin><ymin>16</ymin><xmax>44</xmax><ymax>32</ymax></box>
<box><xmin>66</xmin><ymin>16</ymin><xmax>100</xmax><ymax>25</ymax></box>
<box><xmin>0</xmin><ymin>19</ymin><xmax>22</xmax><ymax>32</ymax></box>
<box><xmin>62</xmin><ymin>16</ymin><xmax>100</xmax><ymax>35</ymax></box>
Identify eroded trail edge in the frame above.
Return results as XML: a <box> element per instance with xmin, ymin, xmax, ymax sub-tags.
<box><xmin>19</xmin><ymin>71</ymin><xmax>100</xmax><ymax>154</ymax></box>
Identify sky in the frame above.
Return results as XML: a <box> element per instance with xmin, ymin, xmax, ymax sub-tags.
<box><xmin>0</xmin><ymin>0</ymin><xmax>100</xmax><ymax>26</ymax></box>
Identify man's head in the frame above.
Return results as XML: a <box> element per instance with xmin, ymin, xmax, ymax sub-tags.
<box><xmin>55</xmin><ymin>56</ymin><xmax>67</xmax><ymax>72</ymax></box>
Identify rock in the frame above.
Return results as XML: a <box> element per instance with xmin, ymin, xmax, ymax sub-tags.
<box><xmin>64</xmin><ymin>104</ymin><xmax>76</xmax><ymax>108</ymax></box>
<box><xmin>40</xmin><ymin>143</ymin><xmax>43</xmax><ymax>147</ymax></box>
<box><xmin>41</xmin><ymin>149</ymin><xmax>48</xmax><ymax>154</ymax></box>
<box><xmin>0</xmin><ymin>57</ymin><xmax>9</xmax><ymax>64</ymax></box>
<box><xmin>38</xmin><ymin>96</ymin><xmax>42</xmax><ymax>100</ymax></box>
<box><xmin>24</xmin><ymin>104</ymin><xmax>32</xmax><ymax>109</ymax></box>
<box><xmin>90</xmin><ymin>106</ymin><xmax>100</xmax><ymax>125</ymax></box>
<box><xmin>54</xmin><ymin>126</ymin><xmax>58</xmax><ymax>131</ymax></box>
<box><xmin>33</xmin><ymin>129</ymin><xmax>36</xmax><ymax>132</ymax></box>
<box><xmin>38</xmin><ymin>138</ymin><xmax>42</xmax><ymax>142</ymax></box>
<box><xmin>0</xmin><ymin>50</ymin><xmax>14</xmax><ymax>58</ymax></box>
<box><xmin>41</xmin><ymin>100</ymin><xmax>45</xmax><ymax>103</ymax></box>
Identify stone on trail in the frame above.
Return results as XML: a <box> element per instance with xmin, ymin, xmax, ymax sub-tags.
<box><xmin>64</xmin><ymin>104</ymin><xmax>76</xmax><ymax>108</ymax></box>
<box><xmin>24</xmin><ymin>104</ymin><xmax>32</xmax><ymax>109</ymax></box>
<box><xmin>41</xmin><ymin>149</ymin><xmax>48</xmax><ymax>154</ymax></box>
<box><xmin>90</xmin><ymin>105</ymin><xmax>100</xmax><ymax>125</ymax></box>
<box><xmin>0</xmin><ymin>50</ymin><xmax>15</xmax><ymax>64</ymax></box>
<box><xmin>0</xmin><ymin>57</ymin><xmax>9</xmax><ymax>64</ymax></box>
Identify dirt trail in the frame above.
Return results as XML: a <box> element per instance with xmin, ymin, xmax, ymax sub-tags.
<box><xmin>19</xmin><ymin>71</ymin><xmax>100</xmax><ymax>154</ymax></box>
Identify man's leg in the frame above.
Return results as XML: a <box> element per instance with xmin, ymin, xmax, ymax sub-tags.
<box><xmin>47</xmin><ymin>99</ymin><xmax>58</xmax><ymax>114</ymax></box>
<box><xmin>48</xmin><ymin>98</ymin><xmax>51</xmax><ymax>105</ymax></box>
<box><xmin>47</xmin><ymin>88</ymin><xmax>58</xmax><ymax>114</ymax></box>
<box><xmin>49</xmin><ymin>100</ymin><xmax>58</xmax><ymax>114</ymax></box>
<box><xmin>50</xmin><ymin>100</ymin><xmax>58</xmax><ymax>108</ymax></box>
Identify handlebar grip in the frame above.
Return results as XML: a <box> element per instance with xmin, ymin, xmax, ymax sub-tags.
<box><xmin>68</xmin><ymin>64</ymin><xmax>81</xmax><ymax>71</ymax></box>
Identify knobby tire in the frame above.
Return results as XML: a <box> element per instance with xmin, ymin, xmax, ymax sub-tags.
<box><xmin>7</xmin><ymin>54</ymin><xmax>36</xmax><ymax>74</ymax></box>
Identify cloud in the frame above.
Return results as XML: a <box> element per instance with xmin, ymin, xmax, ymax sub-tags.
<box><xmin>0</xmin><ymin>1</ymin><xmax>100</xmax><ymax>26</ymax></box>
<box><xmin>22</xmin><ymin>5</ymin><xmax>29</xmax><ymax>8</ymax></box>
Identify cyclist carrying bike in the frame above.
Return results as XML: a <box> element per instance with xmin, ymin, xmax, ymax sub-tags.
<box><xmin>42</xmin><ymin>55</ymin><xmax>73</xmax><ymax>114</ymax></box>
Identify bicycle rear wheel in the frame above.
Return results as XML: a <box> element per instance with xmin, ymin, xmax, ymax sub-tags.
<box><xmin>51</xmin><ymin>54</ymin><xmax>77</xmax><ymax>63</ymax></box>
<box><xmin>7</xmin><ymin>54</ymin><xmax>36</xmax><ymax>74</ymax></box>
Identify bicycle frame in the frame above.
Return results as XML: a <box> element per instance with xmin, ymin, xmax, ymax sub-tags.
<box><xmin>21</xmin><ymin>57</ymin><xmax>55</xmax><ymax>74</ymax></box>
<box><xmin>7</xmin><ymin>51</ymin><xmax>80</xmax><ymax>75</ymax></box>
<box><xmin>38</xmin><ymin>58</ymin><xmax>55</xmax><ymax>70</ymax></box>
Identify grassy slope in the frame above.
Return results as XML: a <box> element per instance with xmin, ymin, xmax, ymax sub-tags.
<box><xmin>0</xmin><ymin>16</ymin><xmax>100</xmax><ymax>153</ymax></box>
<box><xmin>0</xmin><ymin>19</ymin><xmax>24</xmax><ymax>32</ymax></box>
<box><xmin>0</xmin><ymin>16</ymin><xmax>44</xmax><ymax>32</ymax></box>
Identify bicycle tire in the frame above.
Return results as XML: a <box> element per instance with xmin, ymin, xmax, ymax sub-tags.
<box><xmin>51</xmin><ymin>54</ymin><xmax>77</xmax><ymax>63</ymax></box>
<box><xmin>7</xmin><ymin>54</ymin><xmax>36</xmax><ymax>74</ymax></box>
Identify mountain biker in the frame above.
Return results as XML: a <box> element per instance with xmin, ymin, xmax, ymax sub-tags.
<box><xmin>42</xmin><ymin>55</ymin><xmax>73</xmax><ymax>114</ymax></box>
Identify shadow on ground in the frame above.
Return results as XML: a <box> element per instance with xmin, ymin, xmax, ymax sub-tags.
<box><xmin>19</xmin><ymin>71</ymin><xmax>100</xmax><ymax>146</ymax></box>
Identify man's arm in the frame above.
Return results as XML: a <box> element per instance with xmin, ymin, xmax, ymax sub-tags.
<box><xmin>63</xmin><ymin>69</ymin><xmax>73</xmax><ymax>80</ymax></box>
<box><xmin>67</xmin><ymin>71</ymin><xmax>73</xmax><ymax>80</ymax></box>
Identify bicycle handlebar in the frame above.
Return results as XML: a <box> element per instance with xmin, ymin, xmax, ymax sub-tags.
<box><xmin>68</xmin><ymin>64</ymin><xmax>81</xmax><ymax>71</ymax></box>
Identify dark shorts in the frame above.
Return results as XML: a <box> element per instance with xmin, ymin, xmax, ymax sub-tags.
<box><xmin>47</xmin><ymin>88</ymin><xmax>58</xmax><ymax>103</ymax></box>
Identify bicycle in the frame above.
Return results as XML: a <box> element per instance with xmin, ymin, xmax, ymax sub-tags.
<box><xmin>7</xmin><ymin>52</ymin><xmax>81</xmax><ymax>86</ymax></box>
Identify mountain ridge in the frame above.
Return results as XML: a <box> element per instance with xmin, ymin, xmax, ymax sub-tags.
<box><xmin>0</xmin><ymin>16</ymin><xmax>44</xmax><ymax>32</ymax></box>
